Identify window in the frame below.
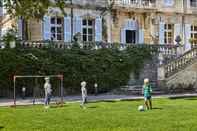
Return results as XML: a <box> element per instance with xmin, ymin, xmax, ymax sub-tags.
<box><xmin>191</xmin><ymin>0</ymin><xmax>197</xmax><ymax>7</ymax></box>
<box><xmin>82</xmin><ymin>19</ymin><xmax>94</xmax><ymax>42</ymax></box>
<box><xmin>164</xmin><ymin>0</ymin><xmax>174</xmax><ymax>6</ymax></box>
<box><xmin>50</xmin><ymin>17</ymin><xmax>64</xmax><ymax>41</ymax></box>
<box><xmin>164</xmin><ymin>24</ymin><xmax>174</xmax><ymax>44</ymax></box>
<box><xmin>191</xmin><ymin>25</ymin><xmax>197</xmax><ymax>45</ymax></box>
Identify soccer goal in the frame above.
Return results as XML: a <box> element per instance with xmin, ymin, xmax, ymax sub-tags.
<box><xmin>13</xmin><ymin>75</ymin><xmax>64</xmax><ymax>106</ymax></box>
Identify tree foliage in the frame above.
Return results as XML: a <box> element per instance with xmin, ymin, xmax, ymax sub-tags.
<box><xmin>3</xmin><ymin>0</ymin><xmax>68</xmax><ymax>20</ymax></box>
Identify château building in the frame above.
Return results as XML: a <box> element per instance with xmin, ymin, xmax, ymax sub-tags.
<box><xmin>0</xmin><ymin>0</ymin><xmax>197</xmax><ymax>50</ymax></box>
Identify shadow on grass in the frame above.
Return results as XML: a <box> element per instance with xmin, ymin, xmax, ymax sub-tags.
<box><xmin>152</xmin><ymin>107</ymin><xmax>163</xmax><ymax>110</ymax></box>
<box><xmin>50</xmin><ymin>104</ymin><xmax>68</xmax><ymax>109</ymax></box>
<box><xmin>0</xmin><ymin>126</ymin><xmax>4</xmax><ymax>130</ymax></box>
<box><xmin>184</xmin><ymin>98</ymin><xmax>197</xmax><ymax>100</ymax></box>
<box><xmin>87</xmin><ymin>106</ymin><xmax>98</xmax><ymax>109</ymax></box>
<box><xmin>169</xmin><ymin>96</ymin><xmax>197</xmax><ymax>100</ymax></box>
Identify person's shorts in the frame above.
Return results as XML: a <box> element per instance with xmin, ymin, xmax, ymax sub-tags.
<box><xmin>144</xmin><ymin>96</ymin><xmax>151</xmax><ymax>101</ymax></box>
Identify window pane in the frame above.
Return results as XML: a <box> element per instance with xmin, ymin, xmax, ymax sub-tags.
<box><xmin>88</xmin><ymin>35</ymin><xmax>93</xmax><ymax>41</ymax></box>
<box><xmin>164</xmin><ymin>24</ymin><xmax>167</xmax><ymax>29</ymax></box>
<box><xmin>194</xmin><ymin>33</ymin><xmax>197</xmax><ymax>38</ymax></box>
<box><xmin>164</xmin><ymin>39</ymin><xmax>167</xmax><ymax>43</ymax></box>
<box><xmin>191</xmin><ymin>26</ymin><xmax>194</xmax><ymax>31</ymax></box>
<box><xmin>88</xmin><ymin>20</ymin><xmax>93</xmax><ymax>26</ymax></box>
<box><xmin>88</xmin><ymin>28</ymin><xmax>93</xmax><ymax>35</ymax></box>
<box><xmin>83</xmin><ymin>20</ymin><xmax>87</xmax><ymax>25</ymax></box>
<box><xmin>194</xmin><ymin>26</ymin><xmax>197</xmax><ymax>31</ymax></box>
<box><xmin>57</xmin><ymin>18</ymin><xmax>62</xmax><ymax>24</ymax></box>
<box><xmin>57</xmin><ymin>27</ymin><xmax>62</xmax><ymax>33</ymax></box>
<box><xmin>51</xmin><ymin>18</ymin><xmax>55</xmax><ymax>24</ymax></box>
<box><xmin>83</xmin><ymin>35</ymin><xmax>87</xmax><ymax>41</ymax></box>
<box><xmin>168</xmin><ymin>24</ymin><xmax>172</xmax><ymax>29</ymax></box>
<box><xmin>51</xmin><ymin>27</ymin><xmax>56</xmax><ymax>33</ymax></box>
<box><xmin>51</xmin><ymin>34</ymin><xmax>56</xmax><ymax>40</ymax></box>
<box><xmin>57</xmin><ymin>34</ymin><xmax>62</xmax><ymax>40</ymax></box>
<box><xmin>83</xmin><ymin>28</ymin><xmax>87</xmax><ymax>34</ymax></box>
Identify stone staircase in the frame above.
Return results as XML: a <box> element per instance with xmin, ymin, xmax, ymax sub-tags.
<box><xmin>158</xmin><ymin>47</ymin><xmax>197</xmax><ymax>92</ymax></box>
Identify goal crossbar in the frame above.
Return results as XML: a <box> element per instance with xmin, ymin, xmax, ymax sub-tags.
<box><xmin>13</xmin><ymin>75</ymin><xmax>64</xmax><ymax>106</ymax></box>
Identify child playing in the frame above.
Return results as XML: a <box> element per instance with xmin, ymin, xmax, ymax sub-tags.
<box><xmin>143</xmin><ymin>78</ymin><xmax>153</xmax><ymax>110</ymax></box>
<box><xmin>80</xmin><ymin>81</ymin><xmax>87</xmax><ymax>109</ymax></box>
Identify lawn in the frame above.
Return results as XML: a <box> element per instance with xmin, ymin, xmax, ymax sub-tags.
<box><xmin>0</xmin><ymin>98</ymin><xmax>197</xmax><ymax>131</ymax></box>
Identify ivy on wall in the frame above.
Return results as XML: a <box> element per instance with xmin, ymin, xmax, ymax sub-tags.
<box><xmin>0</xmin><ymin>42</ymin><xmax>154</xmax><ymax>94</ymax></box>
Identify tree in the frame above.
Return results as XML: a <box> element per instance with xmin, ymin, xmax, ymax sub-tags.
<box><xmin>3</xmin><ymin>0</ymin><xmax>69</xmax><ymax>20</ymax></box>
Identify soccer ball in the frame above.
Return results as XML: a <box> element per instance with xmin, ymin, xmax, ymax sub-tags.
<box><xmin>138</xmin><ymin>105</ymin><xmax>144</xmax><ymax>111</ymax></box>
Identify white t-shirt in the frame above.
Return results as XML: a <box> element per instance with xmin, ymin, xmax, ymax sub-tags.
<box><xmin>81</xmin><ymin>87</ymin><xmax>87</xmax><ymax>97</ymax></box>
<box><xmin>44</xmin><ymin>83</ymin><xmax>52</xmax><ymax>95</ymax></box>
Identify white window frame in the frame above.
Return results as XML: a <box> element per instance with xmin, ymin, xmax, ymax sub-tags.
<box><xmin>164</xmin><ymin>24</ymin><xmax>174</xmax><ymax>45</ymax></box>
<box><xmin>50</xmin><ymin>17</ymin><xmax>64</xmax><ymax>41</ymax></box>
<box><xmin>190</xmin><ymin>0</ymin><xmax>197</xmax><ymax>7</ymax></box>
<box><xmin>191</xmin><ymin>25</ymin><xmax>197</xmax><ymax>44</ymax></box>
<box><xmin>82</xmin><ymin>19</ymin><xmax>95</xmax><ymax>42</ymax></box>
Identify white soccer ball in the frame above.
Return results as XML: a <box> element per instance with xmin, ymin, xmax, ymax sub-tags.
<box><xmin>138</xmin><ymin>105</ymin><xmax>144</xmax><ymax>111</ymax></box>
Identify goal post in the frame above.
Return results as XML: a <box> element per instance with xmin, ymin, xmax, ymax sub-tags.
<box><xmin>13</xmin><ymin>75</ymin><xmax>64</xmax><ymax>106</ymax></box>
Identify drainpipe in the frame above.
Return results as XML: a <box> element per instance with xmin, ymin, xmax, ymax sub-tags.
<box><xmin>71</xmin><ymin>0</ymin><xmax>73</xmax><ymax>42</ymax></box>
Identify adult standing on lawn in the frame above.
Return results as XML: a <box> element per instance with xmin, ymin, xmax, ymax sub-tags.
<box><xmin>143</xmin><ymin>78</ymin><xmax>153</xmax><ymax>110</ymax></box>
<box><xmin>44</xmin><ymin>77</ymin><xmax>52</xmax><ymax>109</ymax></box>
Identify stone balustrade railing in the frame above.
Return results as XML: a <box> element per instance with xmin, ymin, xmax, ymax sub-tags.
<box><xmin>114</xmin><ymin>0</ymin><xmax>156</xmax><ymax>9</ymax></box>
<box><xmin>19</xmin><ymin>41</ymin><xmax>183</xmax><ymax>56</ymax></box>
<box><xmin>163</xmin><ymin>47</ymin><xmax>197</xmax><ymax>78</ymax></box>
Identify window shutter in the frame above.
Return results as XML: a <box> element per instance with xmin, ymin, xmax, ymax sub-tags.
<box><xmin>64</xmin><ymin>16</ymin><xmax>71</xmax><ymax>42</ymax></box>
<box><xmin>43</xmin><ymin>15</ymin><xmax>51</xmax><ymax>40</ymax></box>
<box><xmin>174</xmin><ymin>24</ymin><xmax>181</xmax><ymax>44</ymax></box>
<box><xmin>159</xmin><ymin>22</ymin><xmax>165</xmax><ymax>44</ymax></box>
<box><xmin>95</xmin><ymin>17</ymin><xmax>102</xmax><ymax>42</ymax></box>
<box><xmin>17</xmin><ymin>19</ymin><xmax>23</xmax><ymax>40</ymax></box>
<box><xmin>138</xmin><ymin>29</ymin><xmax>144</xmax><ymax>44</ymax></box>
<box><xmin>121</xmin><ymin>28</ymin><xmax>126</xmax><ymax>43</ymax></box>
<box><xmin>73</xmin><ymin>16</ymin><xmax>82</xmax><ymax>36</ymax></box>
<box><xmin>185</xmin><ymin>24</ymin><xmax>191</xmax><ymax>51</ymax></box>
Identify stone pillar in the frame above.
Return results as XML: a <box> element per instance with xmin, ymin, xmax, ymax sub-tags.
<box><xmin>106</xmin><ymin>12</ymin><xmax>112</xmax><ymax>43</ymax></box>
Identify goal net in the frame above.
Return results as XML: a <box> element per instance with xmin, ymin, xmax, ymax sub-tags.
<box><xmin>13</xmin><ymin>75</ymin><xmax>64</xmax><ymax>106</ymax></box>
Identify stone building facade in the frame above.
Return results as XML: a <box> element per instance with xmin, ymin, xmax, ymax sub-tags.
<box><xmin>0</xmin><ymin>0</ymin><xmax>197</xmax><ymax>50</ymax></box>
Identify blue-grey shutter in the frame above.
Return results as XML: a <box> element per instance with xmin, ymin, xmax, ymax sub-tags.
<box><xmin>185</xmin><ymin>24</ymin><xmax>191</xmax><ymax>51</ymax></box>
<box><xmin>17</xmin><ymin>19</ymin><xmax>23</xmax><ymax>40</ymax></box>
<box><xmin>95</xmin><ymin>17</ymin><xmax>102</xmax><ymax>42</ymax></box>
<box><xmin>174</xmin><ymin>24</ymin><xmax>181</xmax><ymax>44</ymax></box>
<box><xmin>43</xmin><ymin>15</ymin><xmax>51</xmax><ymax>40</ymax></box>
<box><xmin>121</xmin><ymin>28</ymin><xmax>126</xmax><ymax>43</ymax></box>
<box><xmin>64</xmin><ymin>16</ymin><xmax>71</xmax><ymax>42</ymax></box>
<box><xmin>138</xmin><ymin>29</ymin><xmax>144</xmax><ymax>44</ymax></box>
<box><xmin>159</xmin><ymin>22</ymin><xmax>165</xmax><ymax>44</ymax></box>
<box><xmin>73</xmin><ymin>16</ymin><xmax>82</xmax><ymax>36</ymax></box>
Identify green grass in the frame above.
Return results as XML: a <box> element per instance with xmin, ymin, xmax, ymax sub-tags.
<box><xmin>1</xmin><ymin>98</ymin><xmax>197</xmax><ymax>131</ymax></box>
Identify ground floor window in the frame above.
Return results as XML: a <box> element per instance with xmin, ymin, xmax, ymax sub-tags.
<box><xmin>191</xmin><ymin>25</ymin><xmax>197</xmax><ymax>45</ymax></box>
<box><xmin>164</xmin><ymin>24</ymin><xmax>174</xmax><ymax>44</ymax></box>
<box><xmin>82</xmin><ymin>19</ymin><xmax>95</xmax><ymax>42</ymax></box>
<box><xmin>50</xmin><ymin>17</ymin><xmax>64</xmax><ymax>41</ymax></box>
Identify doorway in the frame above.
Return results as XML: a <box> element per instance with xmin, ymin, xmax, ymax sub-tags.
<box><xmin>126</xmin><ymin>30</ymin><xmax>136</xmax><ymax>44</ymax></box>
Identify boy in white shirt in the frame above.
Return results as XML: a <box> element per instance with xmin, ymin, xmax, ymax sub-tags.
<box><xmin>80</xmin><ymin>81</ymin><xmax>87</xmax><ymax>109</ymax></box>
